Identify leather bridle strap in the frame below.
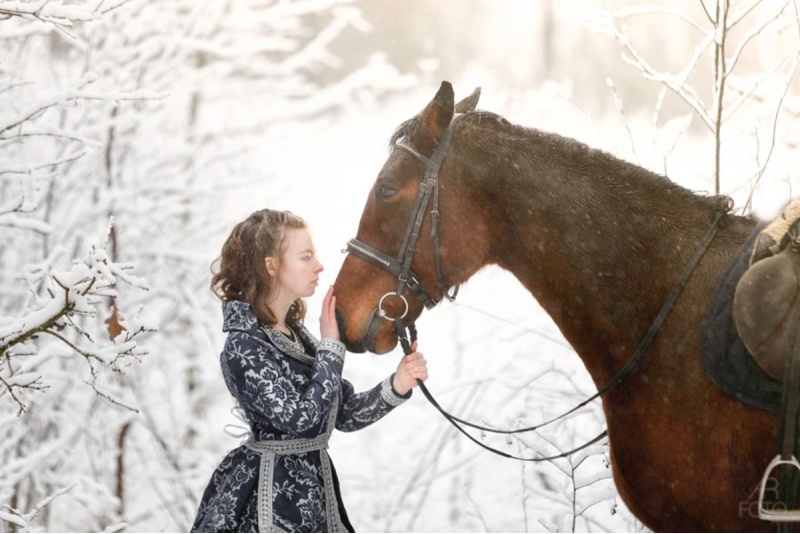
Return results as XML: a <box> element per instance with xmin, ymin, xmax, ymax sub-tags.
<box><xmin>345</xmin><ymin>239</ymin><xmax>437</xmax><ymax>309</ymax></box>
<box><xmin>345</xmin><ymin>114</ymin><xmax>462</xmax><ymax>313</ymax></box>
<box><xmin>395</xmin><ymin>118</ymin><xmax>460</xmax><ymax>303</ymax></box>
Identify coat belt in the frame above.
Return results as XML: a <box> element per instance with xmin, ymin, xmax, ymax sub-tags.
<box><xmin>244</xmin><ymin>432</ymin><xmax>330</xmax><ymax>455</ymax></box>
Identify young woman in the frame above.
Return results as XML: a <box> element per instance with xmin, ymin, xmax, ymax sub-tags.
<box><xmin>191</xmin><ymin>209</ymin><xmax>428</xmax><ymax>533</ymax></box>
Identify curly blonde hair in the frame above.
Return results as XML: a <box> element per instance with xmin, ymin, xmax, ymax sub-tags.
<box><xmin>211</xmin><ymin>209</ymin><xmax>308</xmax><ymax>326</ymax></box>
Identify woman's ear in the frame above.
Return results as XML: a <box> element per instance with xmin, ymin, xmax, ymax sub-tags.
<box><xmin>265</xmin><ymin>257</ymin><xmax>278</xmax><ymax>277</ymax></box>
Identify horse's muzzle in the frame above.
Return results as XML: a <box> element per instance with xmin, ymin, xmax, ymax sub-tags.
<box><xmin>337</xmin><ymin>308</ymin><xmax>398</xmax><ymax>354</ymax></box>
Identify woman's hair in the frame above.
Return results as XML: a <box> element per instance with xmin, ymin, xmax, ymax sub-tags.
<box><xmin>211</xmin><ymin>209</ymin><xmax>308</xmax><ymax>326</ymax></box>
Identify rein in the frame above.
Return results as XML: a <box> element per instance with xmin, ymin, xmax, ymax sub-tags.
<box><xmin>345</xmin><ymin>113</ymin><xmax>726</xmax><ymax>462</ymax></box>
<box><xmin>395</xmin><ymin>212</ymin><xmax>723</xmax><ymax>461</ymax></box>
<box><xmin>396</xmin><ymin>321</ymin><xmax>608</xmax><ymax>462</ymax></box>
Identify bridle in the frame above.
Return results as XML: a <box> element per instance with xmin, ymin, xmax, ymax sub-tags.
<box><xmin>344</xmin><ymin>112</ymin><xmax>726</xmax><ymax>462</ymax></box>
<box><xmin>345</xmin><ymin>114</ymin><xmax>461</xmax><ymax>321</ymax></box>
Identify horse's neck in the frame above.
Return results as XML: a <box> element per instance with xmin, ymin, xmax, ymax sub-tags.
<box><xmin>475</xmin><ymin>137</ymin><xmax>727</xmax><ymax>384</ymax></box>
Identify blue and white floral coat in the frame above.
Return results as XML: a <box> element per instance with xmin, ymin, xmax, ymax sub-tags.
<box><xmin>192</xmin><ymin>301</ymin><xmax>410</xmax><ymax>533</ymax></box>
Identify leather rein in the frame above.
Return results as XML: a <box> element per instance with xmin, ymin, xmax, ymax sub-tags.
<box><xmin>345</xmin><ymin>114</ymin><xmax>725</xmax><ymax>462</ymax></box>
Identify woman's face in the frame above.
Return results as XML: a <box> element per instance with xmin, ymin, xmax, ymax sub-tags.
<box><xmin>272</xmin><ymin>228</ymin><xmax>323</xmax><ymax>300</ymax></box>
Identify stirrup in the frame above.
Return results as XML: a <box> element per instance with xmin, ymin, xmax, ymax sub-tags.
<box><xmin>758</xmin><ymin>454</ymin><xmax>800</xmax><ymax>521</ymax></box>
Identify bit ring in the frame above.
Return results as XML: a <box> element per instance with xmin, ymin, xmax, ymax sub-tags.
<box><xmin>377</xmin><ymin>292</ymin><xmax>409</xmax><ymax>321</ymax></box>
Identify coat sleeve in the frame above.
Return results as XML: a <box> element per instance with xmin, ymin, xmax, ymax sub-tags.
<box><xmin>220</xmin><ymin>331</ymin><xmax>344</xmax><ymax>438</ymax></box>
<box><xmin>335</xmin><ymin>374</ymin><xmax>411</xmax><ymax>433</ymax></box>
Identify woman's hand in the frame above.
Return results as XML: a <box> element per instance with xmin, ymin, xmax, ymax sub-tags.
<box><xmin>320</xmin><ymin>286</ymin><xmax>339</xmax><ymax>340</ymax></box>
<box><xmin>392</xmin><ymin>341</ymin><xmax>428</xmax><ymax>396</ymax></box>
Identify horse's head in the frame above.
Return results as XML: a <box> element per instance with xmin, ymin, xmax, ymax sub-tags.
<box><xmin>334</xmin><ymin>81</ymin><xmax>490</xmax><ymax>353</ymax></box>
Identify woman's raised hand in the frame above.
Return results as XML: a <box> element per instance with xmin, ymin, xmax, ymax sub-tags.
<box><xmin>320</xmin><ymin>285</ymin><xmax>339</xmax><ymax>340</ymax></box>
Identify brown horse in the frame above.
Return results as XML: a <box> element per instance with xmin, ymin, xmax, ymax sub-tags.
<box><xmin>333</xmin><ymin>81</ymin><xmax>778</xmax><ymax>531</ymax></box>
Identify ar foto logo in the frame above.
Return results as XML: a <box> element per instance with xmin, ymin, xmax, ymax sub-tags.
<box><xmin>740</xmin><ymin>474</ymin><xmax>799</xmax><ymax>518</ymax></box>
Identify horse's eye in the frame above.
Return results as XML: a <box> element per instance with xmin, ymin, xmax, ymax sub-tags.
<box><xmin>377</xmin><ymin>185</ymin><xmax>397</xmax><ymax>200</ymax></box>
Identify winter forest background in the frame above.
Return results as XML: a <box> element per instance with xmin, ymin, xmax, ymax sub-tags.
<box><xmin>3</xmin><ymin>0</ymin><xmax>800</xmax><ymax>532</ymax></box>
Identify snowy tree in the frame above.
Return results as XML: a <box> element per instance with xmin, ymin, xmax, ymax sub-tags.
<box><xmin>1</xmin><ymin>0</ymin><xmax>411</xmax><ymax>531</ymax></box>
<box><xmin>588</xmin><ymin>0</ymin><xmax>800</xmax><ymax>210</ymax></box>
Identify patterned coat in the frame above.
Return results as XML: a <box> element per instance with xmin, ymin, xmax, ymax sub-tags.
<box><xmin>192</xmin><ymin>301</ymin><xmax>410</xmax><ymax>533</ymax></box>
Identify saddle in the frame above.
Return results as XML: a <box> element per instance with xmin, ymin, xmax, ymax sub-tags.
<box><xmin>734</xmin><ymin>205</ymin><xmax>800</xmax><ymax>381</ymax></box>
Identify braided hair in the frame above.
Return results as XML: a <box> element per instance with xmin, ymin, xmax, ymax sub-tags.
<box><xmin>211</xmin><ymin>209</ymin><xmax>308</xmax><ymax>326</ymax></box>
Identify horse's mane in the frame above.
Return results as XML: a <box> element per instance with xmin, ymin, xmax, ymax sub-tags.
<box><xmin>389</xmin><ymin>110</ymin><xmax>732</xmax><ymax>218</ymax></box>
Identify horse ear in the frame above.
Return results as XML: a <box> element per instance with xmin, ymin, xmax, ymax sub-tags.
<box><xmin>411</xmin><ymin>81</ymin><xmax>455</xmax><ymax>155</ymax></box>
<box><xmin>455</xmin><ymin>87</ymin><xmax>481</xmax><ymax>113</ymax></box>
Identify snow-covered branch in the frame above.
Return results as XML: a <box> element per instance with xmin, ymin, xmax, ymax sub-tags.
<box><xmin>0</xmin><ymin>223</ymin><xmax>154</xmax><ymax>415</ymax></box>
<box><xmin>587</xmin><ymin>0</ymin><xmax>800</xmax><ymax>196</ymax></box>
<box><xmin>0</xmin><ymin>75</ymin><xmax>163</xmax><ymax>135</ymax></box>
<box><xmin>0</xmin><ymin>0</ymin><xmax>135</xmax><ymax>29</ymax></box>
<box><xmin>0</xmin><ymin>483</ymin><xmax>78</xmax><ymax>531</ymax></box>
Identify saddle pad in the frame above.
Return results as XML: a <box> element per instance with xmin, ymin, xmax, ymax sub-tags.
<box><xmin>701</xmin><ymin>221</ymin><xmax>782</xmax><ymax>412</ymax></box>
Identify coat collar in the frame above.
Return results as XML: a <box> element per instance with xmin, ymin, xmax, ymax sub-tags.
<box><xmin>222</xmin><ymin>300</ymin><xmax>318</xmax><ymax>364</ymax></box>
<box><xmin>222</xmin><ymin>300</ymin><xmax>260</xmax><ymax>334</ymax></box>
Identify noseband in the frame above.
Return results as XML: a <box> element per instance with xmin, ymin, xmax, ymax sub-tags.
<box><xmin>345</xmin><ymin>115</ymin><xmax>461</xmax><ymax>321</ymax></box>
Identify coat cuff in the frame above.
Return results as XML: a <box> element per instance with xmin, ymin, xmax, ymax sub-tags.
<box><xmin>381</xmin><ymin>374</ymin><xmax>412</xmax><ymax>406</ymax></box>
<box><xmin>317</xmin><ymin>337</ymin><xmax>346</xmax><ymax>363</ymax></box>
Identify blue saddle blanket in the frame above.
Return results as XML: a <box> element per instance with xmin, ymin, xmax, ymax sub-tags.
<box><xmin>701</xmin><ymin>221</ymin><xmax>782</xmax><ymax>412</ymax></box>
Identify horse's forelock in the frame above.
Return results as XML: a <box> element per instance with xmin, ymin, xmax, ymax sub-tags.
<box><xmin>388</xmin><ymin>115</ymin><xmax>420</xmax><ymax>151</ymax></box>
<box><xmin>388</xmin><ymin>110</ymin><xmax>497</xmax><ymax>151</ymax></box>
